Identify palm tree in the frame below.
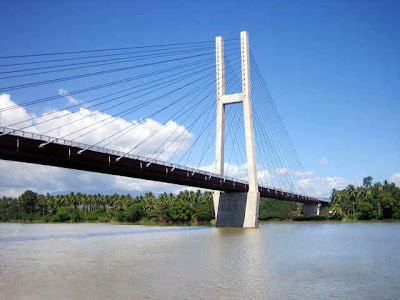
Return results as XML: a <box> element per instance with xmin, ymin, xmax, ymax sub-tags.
<box><xmin>69</xmin><ymin>192</ymin><xmax>78</xmax><ymax>210</ymax></box>
<box><xmin>374</xmin><ymin>182</ymin><xmax>383</xmax><ymax>213</ymax></box>
<box><xmin>383</xmin><ymin>180</ymin><xmax>390</xmax><ymax>191</ymax></box>
<box><xmin>330</xmin><ymin>203</ymin><xmax>343</xmax><ymax>215</ymax></box>
<box><xmin>37</xmin><ymin>194</ymin><xmax>46</xmax><ymax>215</ymax></box>
<box><xmin>144</xmin><ymin>192</ymin><xmax>156</xmax><ymax>212</ymax></box>
<box><xmin>76</xmin><ymin>192</ymin><xmax>83</xmax><ymax>211</ymax></box>
<box><xmin>347</xmin><ymin>185</ymin><xmax>356</xmax><ymax>214</ymax></box>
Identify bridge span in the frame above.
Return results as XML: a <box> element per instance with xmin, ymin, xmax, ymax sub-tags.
<box><xmin>0</xmin><ymin>127</ymin><xmax>328</xmax><ymax>206</ymax></box>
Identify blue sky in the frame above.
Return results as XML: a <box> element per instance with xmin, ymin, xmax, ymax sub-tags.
<box><xmin>0</xmin><ymin>0</ymin><xmax>399</xmax><ymax>197</ymax></box>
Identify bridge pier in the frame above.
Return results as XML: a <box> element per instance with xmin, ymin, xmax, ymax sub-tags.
<box><xmin>213</xmin><ymin>191</ymin><xmax>260</xmax><ymax>227</ymax></box>
<box><xmin>302</xmin><ymin>203</ymin><xmax>321</xmax><ymax>216</ymax></box>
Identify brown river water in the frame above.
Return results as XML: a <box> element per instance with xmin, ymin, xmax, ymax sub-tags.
<box><xmin>0</xmin><ymin>222</ymin><xmax>399</xmax><ymax>299</ymax></box>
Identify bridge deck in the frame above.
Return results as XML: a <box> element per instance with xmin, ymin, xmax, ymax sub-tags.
<box><xmin>0</xmin><ymin>127</ymin><xmax>328</xmax><ymax>205</ymax></box>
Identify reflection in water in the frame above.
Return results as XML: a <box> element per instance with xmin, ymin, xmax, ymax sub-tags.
<box><xmin>208</xmin><ymin>228</ymin><xmax>268</xmax><ymax>298</ymax></box>
<box><xmin>0</xmin><ymin>222</ymin><xmax>399</xmax><ymax>299</ymax></box>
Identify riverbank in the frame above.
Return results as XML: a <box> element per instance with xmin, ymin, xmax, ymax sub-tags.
<box><xmin>2</xmin><ymin>216</ymin><xmax>399</xmax><ymax>226</ymax></box>
<box><xmin>0</xmin><ymin>218</ymin><xmax>214</xmax><ymax>226</ymax></box>
<box><xmin>262</xmin><ymin>215</ymin><xmax>400</xmax><ymax>222</ymax></box>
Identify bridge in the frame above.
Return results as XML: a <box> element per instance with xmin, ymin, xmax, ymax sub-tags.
<box><xmin>0</xmin><ymin>31</ymin><xmax>329</xmax><ymax>227</ymax></box>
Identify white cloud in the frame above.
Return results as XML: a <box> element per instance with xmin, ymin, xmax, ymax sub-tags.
<box><xmin>296</xmin><ymin>176</ymin><xmax>352</xmax><ymax>198</ymax></box>
<box><xmin>275</xmin><ymin>167</ymin><xmax>288</xmax><ymax>175</ymax></box>
<box><xmin>390</xmin><ymin>173</ymin><xmax>400</xmax><ymax>186</ymax></box>
<box><xmin>58</xmin><ymin>89</ymin><xmax>79</xmax><ymax>105</ymax></box>
<box><xmin>257</xmin><ymin>169</ymin><xmax>275</xmax><ymax>183</ymax></box>
<box><xmin>275</xmin><ymin>168</ymin><xmax>315</xmax><ymax>178</ymax></box>
<box><xmin>113</xmin><ymin>176</ymin><xmax>185</xmax><ymax>194</ymax></box>
<box><xmin>319</xmin><ymin>157</ymin><xmax>328</xmax><ymax>165</ymax></box>
<box><xmin>198</xmin><ymin>162</ymin><xmax>248</xmax><ymax>180</ymax></box>
<box><xmin>292</xmin><ymin>170</ymin><xmax>315</xmax><ymax>177</ymax></box>
<box><xmin>0</xmin><ymin>93</ymin><xmax>34</xmax><ymax>127</ymax></box>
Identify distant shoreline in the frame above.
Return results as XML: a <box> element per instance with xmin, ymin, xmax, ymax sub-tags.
<box><xmin>1</xmin><ymin>217</ymin><xmax>399</xmax><ymax>225</ymax></box>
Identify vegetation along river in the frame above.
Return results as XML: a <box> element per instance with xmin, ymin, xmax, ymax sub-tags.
<box><xmin>0</xmin><ymin>222</ymin><xmax>399</xmax><ymax>299</ymax></box>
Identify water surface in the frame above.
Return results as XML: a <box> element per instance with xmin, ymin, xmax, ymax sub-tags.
<box><xmin>0</xmin><ymin>222</ymin><xmax>399</xmax><ymax>299</ymax></box>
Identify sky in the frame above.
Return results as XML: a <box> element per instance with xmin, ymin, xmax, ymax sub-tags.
<box><xmin>0</xmin><ymin>0</ymin><xmax>399</xmax><ymax>198</ymax></box>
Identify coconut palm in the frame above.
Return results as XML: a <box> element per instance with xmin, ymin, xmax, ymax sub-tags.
<box><xmin>347</xmin><ymin>185</ymin><xmax>357</xmax><ymax>214</ymax></box>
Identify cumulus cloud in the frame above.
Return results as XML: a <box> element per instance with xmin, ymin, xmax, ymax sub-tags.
<box><xmin>0</xmin><ymin>93</ymin><xmax>34</xmax><ymax>127</ymax></box>
<box><xmin>275</xmin><ymin>167</ymin><xmax>288</xmax><ymax>175</ymax></box>
<box><xmin>198</xmin><ymin>162</ymin><xmax>248</xmax><ymax>179</ymax></box>
<box><xmin>58</xmin><ymin>89</ymin><xmax>79</xmax><ymax>105</ymax></box>
<box><xmin>390</xmin><ymin>173</ymin><xmax>400</xmax><ymax>186</ymax></box>
<box><xmin>274</xmin><ymin>168</ymin><xmax>314</xmax><ymax>178</ymax></box>
<box><xmin>257</xmin><ymin>169</ymin><xmax>275</xmax><ymax>183</ymax></box>
<box><xmin>296</xmin><ymin>176</ymin><xmax>352</xmax><ymax>198</ymax></box>
<box><xmin>292</xmin><ymin>170</ymin><xmax>315</xmax><ymax>177</ymax></box>
<box><xmin>319</xmin><ymin>157</ymin><xmax>328</xmax><ymax>165</ymax></box>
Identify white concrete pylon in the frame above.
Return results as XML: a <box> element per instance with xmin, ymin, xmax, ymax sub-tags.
<box><xmin>213</xmin><ymin>31</ymin><xmax>260</xmax><ymax>228</ymax></box>
<box><xmin>215</xmin><ymin>36</ymin><xmax>225</xmax><ymax>178</ymax></box>
<box><xmin>240</xmin><ymin>31</ymin><xmax>258</xmax><ymax>193</ymax></box>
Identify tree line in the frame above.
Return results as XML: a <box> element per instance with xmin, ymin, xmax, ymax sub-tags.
<box><xmin>2</xmin><ymin>176</ymin><xmax>397</xmax><ymax>224</ymax></box>
<box><xmin>328</xmin><ymin>177</ymin><xmax>400</xmax><ymax>220</ymax></box>
<box><xmin>0</xmin><ymin>189</ymin><xmax>299</xmax><ymax>224</ymax></box>
<box><xmin>0</xmin><ymin>190</ymin><xmax>215</xmax><ymax>223</ymax></box>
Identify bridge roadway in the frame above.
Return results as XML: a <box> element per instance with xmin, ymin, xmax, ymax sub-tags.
<box><xmin>0</xmin><ymin>127</ymin><xmax>328</xmax><ymax>205</ymax></box>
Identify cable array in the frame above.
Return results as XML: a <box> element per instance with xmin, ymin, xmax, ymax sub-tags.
<box><xmin>250</xmin><ymin>51</ymin><xmax>315</xmax><ymax>196</ymax></box>
<box><xmin>0</xmin><ymin>39</ymin><xmax>240</xmax><ymax>171</ymax></box>
<box><xmin>0</xmin><ymin>37</ymin><xmax>314</xmax><ymax>197</ymax></box>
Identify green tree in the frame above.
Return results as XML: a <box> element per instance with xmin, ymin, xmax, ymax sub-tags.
<box><xmin>259</xmin><ymin>198</ymin><xmax>296</xmax><ymax>219</ymax></box>
<box><xmin>330</xmin><ymin>203</ymin><xmax>343</xmax><ymax>215</ymax></box>
<box><xmin>168</xmin><ymin>200</ymin><xmax>193</xmax><ymax>222</ymax></box>
<box><xmin>20</xmin><ymin>190</ymin><xmax>37</xmax><ymax>214</ymax></box>
<box><xmin>195</xmin><ymin>199</ymin><xmax>214</xmax><ymax>221</ymax></box>
<box><xmin>357</xmin><ymin>201</ymin><xmax>374</xmax><ymax>220</ymax></box>
<box><xmin>52</xmin><ymin>206</ymin><xmax>72</xmax><ymax>222</ymax></box>
<box><xmin>347</xmin><ymin>185</ymin><xmax>357</xmax><ymax>214</ymax></box>
<box><xmin>123</xmin><ymin>203</ymin><xmax>145</xmax><ymax>222</ymax></box>
<box><xmin>379</xmin><ymin>192</ymin><xmax>396</xmax><ymax>219</ymax></box>
<box><xmin>363</xmin><ymin>176</ymin><xmax>373</xmax><ymax>188</ymax></box>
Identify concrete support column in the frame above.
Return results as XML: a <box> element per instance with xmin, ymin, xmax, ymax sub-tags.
<box><xmin>302</xmin><ymin>203</ymin><xmax>321</xmax><ymax>216</ymax></box>
<box><xmin>213</xmin><ymin>36</ymin><xmax>225</xmax><ymax>218</ymax></box>
<box><xmin>240</xmin><ymin>31</ymin><xmax>260</xmax><ymax>228</ymax></box>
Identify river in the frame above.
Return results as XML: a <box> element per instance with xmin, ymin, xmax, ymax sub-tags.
<box><xmin>0</xmin><ymin>222</ymin><xmax>399</xmax><ymax>299</ymax></box>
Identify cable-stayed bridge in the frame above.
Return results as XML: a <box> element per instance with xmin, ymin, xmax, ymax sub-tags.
<box><xmin>0</xmin><ymin>32</ymin><xmax>329</xmax><ymax>227</ymax></box>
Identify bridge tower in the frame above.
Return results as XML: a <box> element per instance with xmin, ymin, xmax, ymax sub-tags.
<box><xmin>213</xmin><ymin>31</ymin><xmax>260</xmax><ymax>228</ymax></box>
